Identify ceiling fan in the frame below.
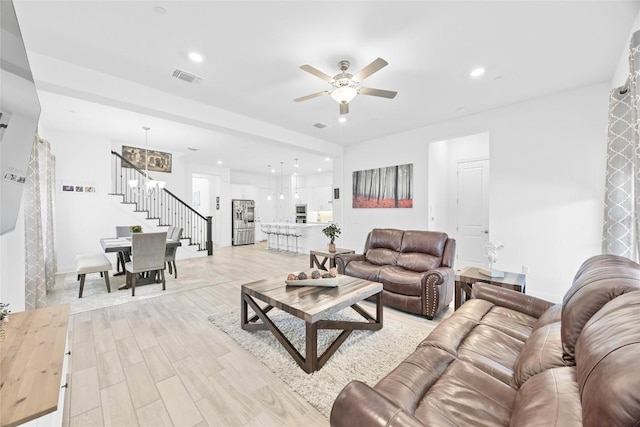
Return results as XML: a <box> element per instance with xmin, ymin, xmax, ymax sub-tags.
<box><xmin>294</xmin><ymin>58</ymin><xmax>397</xmax><ymax>115</ymax></box>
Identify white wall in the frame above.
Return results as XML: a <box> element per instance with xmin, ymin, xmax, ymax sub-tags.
<box><xmin>612</xmin><ymin>9</ymin><xmax>640</xmax><ymax>87</ymax></box>
<box><xmin>185</xmin><ymin>162</ymin><xmax>231</xmax><ymax>247</ymax></box>
<box><xmin>428</xmin><ymin>132</ymin><xmax>490</xmax><ymax>236</ymax></box>
<box><xmin>339</xmin><ymin>83</ymin><xmax>609</xmax><ymax>303</ymax></box>
<box><xmin>0</xmin><ymin>203</ymin><xmax>26</xmax><ymax>311</ymax></box>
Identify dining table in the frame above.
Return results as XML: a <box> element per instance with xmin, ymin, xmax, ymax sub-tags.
<box><xmin>100</xmin><ymin>236</ymin><xmax>181</xmax><ymax>288</ymax></box>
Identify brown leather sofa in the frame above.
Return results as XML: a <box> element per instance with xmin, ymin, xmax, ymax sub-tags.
<box><xmin>335</xmin><ymin>228</ymin><xmax>455</xmax><ymax>319</ymax></box>
<box><xmin>331</xmin><ymin>254</ymin><xmax>640</xmax><ymax>426</ymax></box>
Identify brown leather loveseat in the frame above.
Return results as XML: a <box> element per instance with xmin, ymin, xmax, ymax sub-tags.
<box><xmin>335</xmin><ymin>228</ymin><xmax>455</xmax><ymax>319</ymax></box>
<box><xmin>331</xmin><ymin>254</ymin><xmax>640</xmax><ymax>426</ymax></box>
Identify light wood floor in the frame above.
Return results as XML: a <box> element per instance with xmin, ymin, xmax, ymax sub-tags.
<box><xmin>57</xmin><ymin>242</ymin><xmax>449</xmax><ymax>427</ymax></box>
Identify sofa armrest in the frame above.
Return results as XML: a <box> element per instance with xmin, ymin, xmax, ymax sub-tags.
<box><xmin>330</xmin><ymin>381</ymin><xmax>425</xmax><ymax>427</ymax></box>
<box><xmin>422</xmin><ymin>266</ymin><xmax>453</xmax><ymax>287</ymax></box>
<box><xmin>335</xmin><ymin>253</ymin><xmax>366</xmax><ymax>274</ymax></box>
<box><xmin>471</xmin><ymin>282</ymin><xmax>554</xmax><ymax>318</ymax></box>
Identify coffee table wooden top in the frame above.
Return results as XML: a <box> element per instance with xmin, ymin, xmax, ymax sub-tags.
<box><xmin>241</xmin><ymin>275</ymin><xmax>382</xmax><ymax>324</ymax></box>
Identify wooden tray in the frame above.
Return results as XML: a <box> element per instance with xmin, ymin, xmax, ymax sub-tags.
<box><xmin>285</xmin><ymin>277</ymin><xmax>339</xmax><ymax>287</ymax></box>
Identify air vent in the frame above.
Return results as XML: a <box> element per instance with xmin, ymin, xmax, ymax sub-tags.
<box><xmin>313</xmin><ymin>122</ymin><xmax>328</xmax><ymax>129</ymax></box>
<box><xmin>171</xmin><ymin>68</ymin><xmax>203</xmax><ymax>84</ymax></box>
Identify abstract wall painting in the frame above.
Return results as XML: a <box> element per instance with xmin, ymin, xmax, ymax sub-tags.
<box><xmin>352</xmin><ymin>163</ymin><xmax>413</xmax><ymax>208</ymax></box>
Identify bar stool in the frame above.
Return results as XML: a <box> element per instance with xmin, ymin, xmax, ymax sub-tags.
<box><xmin>287</xmin><ymin>225</ymin><xmax>302</xmax><ymax>254</ymax></box>
<box><xmin>275</xmin><ymin>225</ymin><xmax>287</xmax><ymax>251</ymax></box>
<box><xmin>260</xmin><ymin>223</ymin><xmax>273</xmax><ymax>249</ymax></box>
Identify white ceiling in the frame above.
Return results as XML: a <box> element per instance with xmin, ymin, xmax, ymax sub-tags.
<box><xmin>12</xmin><ymin>0</ymin><xmax>640</xmax><ymax>177</ymax></box>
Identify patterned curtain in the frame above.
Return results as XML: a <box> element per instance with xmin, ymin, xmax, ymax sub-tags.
<box><xmin>603</xmin><ymin>31</ymin><xmax>640</xmax><ymax>258</ymax></box>
<box><xmin>24</xmin><ymin>135</ymin><xmax>56</xmax><ymax>310</ymax></box>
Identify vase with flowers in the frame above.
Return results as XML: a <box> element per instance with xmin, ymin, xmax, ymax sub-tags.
<box><xmin>322</xmin><ymin>223</ymin><xmax>341</xmax><ymax>253</ymax></box>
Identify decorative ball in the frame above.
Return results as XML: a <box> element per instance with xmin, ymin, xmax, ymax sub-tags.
<box><xmin>311</xmin><ymin>270</ymin><xmax>321</xmax><ymax>279</ymax></box>
<box><xmin>322</xmin><ymin>273</ymin><xmax>333</xmax><ymax>278</ymax></box>
<box><xmin>329</xmin><ymin>267</ymin><xmax>338</xmax><ymax>277</ymax></box>
<box><xmin>297</xmin><ymin>272</ymin><xmax>308</xmax><ymax>280</ymax></box>
<box><xmin>287</xmin><ymin>273</ymin><xmax>297</xmax><ymax>281</ymax></box>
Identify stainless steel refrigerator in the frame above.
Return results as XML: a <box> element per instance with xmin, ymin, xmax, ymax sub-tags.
<box><xmin>232</xmin><ymin>199</ymin><xmax>255</xmax><ymax>246</ymax></box>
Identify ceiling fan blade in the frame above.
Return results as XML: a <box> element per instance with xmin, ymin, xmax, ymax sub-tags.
<box><xmin>340</xmin><ymin>102</ymin><xmax>349</xmax><ymax>115</ymax></box>
<box><xmin>294</xmin><ymin>91</ymin><xmax>329</xmax><ymax>102</ymax></box>
<box><xmin>359</xmin><ymin>87</ymin><xmax>398</xmax><ymax>99</ymax></box>
<box><xmin>352</xmin><ymin>58</ymin><xmax>388</xmax><ymax>82</ymax></box>
<box><xmin>299</xmin><ymin>64</ymin><xmax>334</xmax><ymax>82</ymax></box>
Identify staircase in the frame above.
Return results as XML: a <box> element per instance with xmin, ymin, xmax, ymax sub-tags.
<box><xmin>109</xmin><ymin>151</ymin><xmax>212</xmax><ymax>255</ymax></box>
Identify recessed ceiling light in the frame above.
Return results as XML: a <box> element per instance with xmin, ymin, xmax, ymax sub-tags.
<box><xmin>338</xmin><ymin>117</ymin><xmax>347</xmax><ymax>123</ymax></box>
<box><xmin>271</xmin><ymin>169</ymin><xmax>276</xmax><ymax>173</ymax></box>
<box><xmin>189</xmin><ymin>52</ymin><xmax>204</xmax><ymax>63</ymax></box>
<box><xmin>470</xmin><ymin>67</ymin><xmax>485</xmax><ymax>78</ymax></box>
<box><xmin>317</xmin><ymin>168</ymin><xmax>322</xmax><ymax>172</ymax></box>
<box><xmin>217</xmin><ymin>160</ymin><xmax>222</xmax><ymax>164</ymax></box>
<box><xmin>325</xmin><ymin>157</ymin><xmax>330</xmax><ymax>161</ymax></box>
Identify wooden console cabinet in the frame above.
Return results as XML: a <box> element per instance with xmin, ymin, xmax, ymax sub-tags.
<box><xmin>1</xmin><ymin>304</ymin><xmax>70</xmax><ymax>427</ymax></box>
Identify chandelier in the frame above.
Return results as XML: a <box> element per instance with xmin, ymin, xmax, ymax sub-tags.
<box><xmin>128</xmin><ymin>126</ymin><xmax>165</xmax><ymax>194</ymax></box>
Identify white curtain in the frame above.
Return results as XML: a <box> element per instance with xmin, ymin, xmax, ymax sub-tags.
<box><xmin>603</xmin><ymin>31</ymin><xmax>640</xmax><ymax>258</ymax></box>
<box><xmin>24</xmin><ymin>135</ymin><xmax>56</xmax><ymax>310</ymax></box>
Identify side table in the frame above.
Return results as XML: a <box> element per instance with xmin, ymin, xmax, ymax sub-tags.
<box><xmin>310</xmin><ymin>248</ymin><xmax>355</xmax><ymax>271</ymax></box>
<box><xmin>454</xmin><ymin>267</ymin><xmax>526</xmax><ymax>310</ymax></box>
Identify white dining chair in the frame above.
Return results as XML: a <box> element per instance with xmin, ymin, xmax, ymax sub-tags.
<box><xmin>165</xmin><ymin>227</ymin><xmax>183</xmax><ymax>278</ymax></box>
<box><xmin>115</xmin><ymin>225</ymin><xmax>132</xmax><ymax>272</ymax></box>
<box><xmin>125</xmin><ymin>231</ymin><xmax>167</xmax><ymax>296</ymax></box>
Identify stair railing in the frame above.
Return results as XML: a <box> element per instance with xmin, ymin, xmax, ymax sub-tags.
<box><xmin>110</xmin><ymin>151</ymin><xmax>212</xmax><ymax>255</ymax></box>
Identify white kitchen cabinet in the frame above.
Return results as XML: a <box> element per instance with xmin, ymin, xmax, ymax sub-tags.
<box><xmin>231</xmin><ymin>184</ymin><xmax>257</xmax><ymax>200</ymax></box>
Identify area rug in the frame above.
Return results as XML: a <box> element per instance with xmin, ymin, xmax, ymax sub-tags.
<box><xmin>208</xmin><ymin>306</ymin><xmax>439</xmax><ymax>417</ymax></box>
<box><xmin>55</xmin><ymin>271</ymin><xmax>231</xmax><ymax>314</ymax></box>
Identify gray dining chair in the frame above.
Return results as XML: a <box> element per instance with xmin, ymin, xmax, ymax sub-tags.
<box><xmin>115</xmin><ymin>226</ymin><xmax>132</xmax><ymax>272</ymax></box>
<box><xmin>125</xmin><ymin>231</ymin><xmax>167</xmax><ymax>296</ymax></box>
<box><xmin>165</xmin><ymin>227</ymin><xmax>183</xmax><ymax>278</ymax></box>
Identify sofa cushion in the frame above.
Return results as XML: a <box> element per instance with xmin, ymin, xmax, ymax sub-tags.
<box><xmin>561</xmin><ymin>254</ymin><xmax>640</xmax><ymax>362</ymax></box>
<box><xmin>480</xmin><ymin>306</ymin><xmax>537</xmax><ymax>342</ymax></box>
<box><xmin>396</xmin><ymin>230</ymin><xmax>447</xmax><ymax>272</ymax></box>
<box><xmin>533</xmin><ymin>303</ymin><xmax>562</xmax><ymax>331</ymax></box>
<box><xmin>414</xmin><ymin>360</ymin><xmax>516</xmax><ymax>426</ymax></box>
<box><xmin>509</xmin><ymin>367</ymin><xmax>582</xmax><ymax>427</ymax></box>
<box><xmin>457</xmin><ymin>324</ymin><xmax>524</xmax><ymax>386</ymax></box>
<box><xmin>374</xmin><ymin>346</ymin><xmax>455</xmax><ymax>415</ymax></box>
<box><xmin>513</xmin><ymin>322</ymin><xmax>568</xmax><ymax>387</ymax></box>
<box><xmin>575</xmin><ymin>290</ymin><xmax>640</xmax><ymax>426</ymax></box>
<box><xmin>344</xmin><ymin>261</ymin><xmax>383</xmax><ymax>282</ymax></box>
<box><xmin>378</xmin><ymin>266</ymin><xmax>424</xmax><ymax>297</ymax></box>
<box><xmin>369</xmin><ymin>228</ymin><xmax>404</xmax><ymax>251</ymax></box>
<box><xmin>366</xmin><ymin>248</ymin><xmax>400</xmax><ymax>266</ymax></box>
<box><xmin>365</xmin><ymin>229</ymin><xmax>403</xmax><ymax>266</ymax></box>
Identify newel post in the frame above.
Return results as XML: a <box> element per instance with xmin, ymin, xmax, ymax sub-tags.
<box><xmin>206</xmin><ymin>216</ymin><xmax>213</xmax><ymax>256</ymax></box>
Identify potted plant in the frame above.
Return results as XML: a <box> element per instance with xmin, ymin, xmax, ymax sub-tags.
<box><xmin>0</xmin><ymin>302</ymin><xmax>10</xmax><ymax>343</ymax></box>
<box><xmin>322</xmin><ymin>223</ymin><xmax>341</xmax><ymax>252</ymax></box>
<box><xmin>130</xmin><ymin>225</ymin><xmax>142</xmax><ymax>233</ymax></box>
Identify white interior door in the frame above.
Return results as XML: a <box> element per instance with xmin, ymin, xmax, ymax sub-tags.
<box><xmin>456</xmin><ymin>159</ymin><xmax>490</xmax><ymax>268</ymax></box>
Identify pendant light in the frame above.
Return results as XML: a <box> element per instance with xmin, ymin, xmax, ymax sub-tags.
<box><xmin>266</xmin><ymin>165</ymin><xmax>272</xmax><ymax>200</ymax></box>
<box><xmin>279</xmin><ymin>162</ymin><xmax>285</xmax><ymax>200</ymax></box>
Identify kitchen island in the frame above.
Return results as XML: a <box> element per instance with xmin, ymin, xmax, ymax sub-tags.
<box><xmin>257</xmin><ymin>222</ymin><xmax>329</xmax><ymax>254</ymax></box>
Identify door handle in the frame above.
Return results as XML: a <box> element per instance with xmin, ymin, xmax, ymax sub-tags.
<box><xmin>483</xmin><ymin>230</ymin><xmax>489</xmax><ymax>234</ymax></box>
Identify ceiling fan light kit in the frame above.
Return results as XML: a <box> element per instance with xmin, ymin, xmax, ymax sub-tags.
<box><xmin>295</xmin><ymin>57</ymin><xmax>397</xmax><ymax>115</ymax></box>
